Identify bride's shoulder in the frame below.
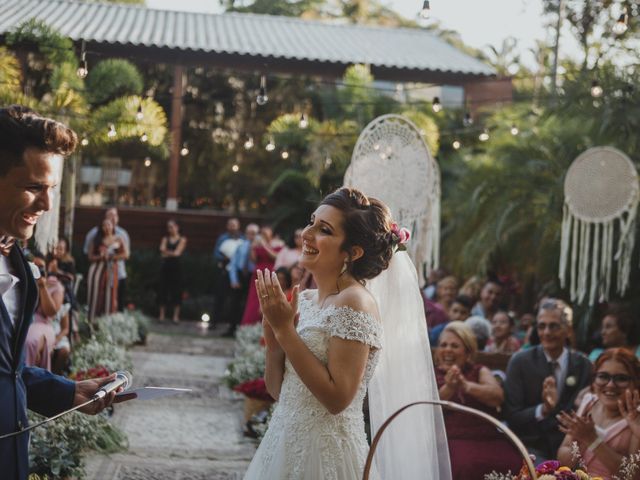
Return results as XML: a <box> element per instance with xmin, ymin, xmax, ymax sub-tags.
<box><xmin>332</xmin><ymin>286</ymin><xmax>379</xmax><ymax>321</ymax></box>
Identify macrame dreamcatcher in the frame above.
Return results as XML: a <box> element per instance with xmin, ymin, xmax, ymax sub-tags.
<box><xmin>34</xmin><ymin>155</ymin><xmax>64</xmax><ymax>254</ymax></box>
<box><xmin>344</xmin><ymin>114</ymin><xmax>439</xmax><ymax>281</ymax></box>
<box><xmin>559</xmin><ymin>146</ymin><xmax>639</xmax><ymax>305</ymax></box>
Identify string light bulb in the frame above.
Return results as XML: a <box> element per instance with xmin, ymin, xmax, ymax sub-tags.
<box><xmin>613</xmin><ymin>10</ymin><xmax>628</xmax><ymax>35</ymax></box>
<box><xmin>76</xmin><ymin>40</ymin><xmax>88</xmax><ymax>78</ymax></box>
<box><xmin>463</xmin><ymin>112</ymin><xmax>473</xmax><ymax>127</ymax></box>
<box><xmin>479</xmin><ymin>129</ymin><xmax>490</xmax><ymax>142</ymax></box>
<box><xmin>144</xmin><ymin>157</ymin><xmax>152</xmax><ymax>167</ymax></box>
<box><xmin>419</xmin><ymin>0</ymin><xmax>431</xmax><ymax>18</ymax></box>
<box><xmin>432</xmin><ymin>96</ymin><xmax>442</xmax><ymax>113</ymax></box>
<box><xmin>232</xmin><ymin>164</ymin><xmax>239</xmax><ymax>173</ymax></box>
<box><xmin>325</xmin><ymin>156</ymin><xmax>333</xmax><ymax>168</ymax></box>
<box><xmin>510</xmin><ymin>124</ymin><xmax>519</xmax><ymax>136</ymax></box>
<box><xmin>452</xmin><ymin>140</ymin><xmax>461</xmax><ymax>150</ymax></box>
<box><xmin>257</xmin><ymin>74</ymin><xmax>268</xmax><ymax>105</ymax></box>
<box><xmin>591</xmin><ymin>80</ymin><xmax>603</xmax><ymax>98</ymax></box>
<box><xmin>136</xmin><ymin>104</ymin><xmax>144</xmax><ymax>121</ymax></box>
<box><xmin>140</xmin><ymin>132</ymin><xmax>148</xmax><ymax>143</ymax></box>
<box><xmin>281</xmin><ymin>149</ymin><xmax>289</xmax><ymax>159</ymax></box>
<box><xmin>107</xmin><ymin>124</ymin><xmax>117</xmax><ymax>138</ymax></box>
<box><xmin>180</xmin><ymin>143</ymin><xmax>189</xmax><ymax>156</ymax></box>
<box><xmin>266</xmin><ymin>137</ymin><xmax>276</xmax><ymax>152</ymax></box>
<box><xmin>299</xmin><ymin>113</ymin><xmax>309</xmax><ymax>129</ymax></box>
<box><xmin>244</xmin><ymin>136</ymin><xmax>254</xmax><ymax>150</ymax></box>
<box><xmin>81</xmin><ymin>137</ymin><xmax>89</xmax><ymax>146</ymax></box>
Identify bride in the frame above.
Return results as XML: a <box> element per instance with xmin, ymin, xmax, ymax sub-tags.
<box><xmin>243</xmin><ymin>187</ymin><xmax>450</xmax><ymax>479</ymax></box>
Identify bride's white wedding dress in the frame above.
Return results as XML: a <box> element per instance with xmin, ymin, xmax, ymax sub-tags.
<box><xmin>243</xmin><ymin>289</ymin><xmax>382</xmax><ymax>480</ymax></box>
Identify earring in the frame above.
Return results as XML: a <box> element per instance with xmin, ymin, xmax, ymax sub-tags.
<box><xmin>340</xmin><ymin>259</ymin><xmax>348</xmax><ymax>275</ymax></box>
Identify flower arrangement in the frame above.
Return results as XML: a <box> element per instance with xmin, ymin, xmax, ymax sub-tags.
<box><xmin>68</xmin><ymin>365</ymin><xmax>111</xmax><ymax>381</ymax></box>
<box><xmin>224</xmin><ymin>324</ymin><xmax>266</xmax><ymax>389</ymax></box>
<box><xmin>233</xmin><ymin>378</ymin><xmax>273</xmax><ymax>401</ymax></box>
<box><xmin>71</xmin><ymin>336</ymin><xmax>132</xmax><ymax>373</ymax></box>
<box><xmin>95</xmin><ymin>311</ymin><xmax>141</xmax><ymax>346</ymax></box>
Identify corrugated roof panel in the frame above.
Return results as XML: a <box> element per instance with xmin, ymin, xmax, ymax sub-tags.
<box><xmin>0</xmin><ymin>0</ymin><xmax>495</xmax><ymax>76</ymax></box>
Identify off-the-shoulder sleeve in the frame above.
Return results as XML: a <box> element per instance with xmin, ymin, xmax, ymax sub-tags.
<box><xmin>329</xmin><ymin>307</ymin><xmax>383</xmax><ymax>350</ymax></box>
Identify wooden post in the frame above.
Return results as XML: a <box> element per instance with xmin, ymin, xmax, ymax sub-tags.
<box><xmin>166</xmin><ymin>64</ymin><xmax>185</xmax><ymax>211</ymax></box>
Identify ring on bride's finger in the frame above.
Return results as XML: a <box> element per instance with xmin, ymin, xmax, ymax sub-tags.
<box><xmin>262</xmin><ymin>294</ymin><xmax>269</xmax><ymax>299</ymax></box>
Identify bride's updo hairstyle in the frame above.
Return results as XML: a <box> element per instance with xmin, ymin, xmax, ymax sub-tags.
<box><xmin>320</xmin><ymin>187</ymin><xmax>394</xmax><ymax>281</ymax></box>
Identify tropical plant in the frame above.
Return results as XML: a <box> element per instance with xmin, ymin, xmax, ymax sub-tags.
<box><xmin>85</xmin><ymin>59</ymin><xmax>144</xmax><ymax>106</ymax></box>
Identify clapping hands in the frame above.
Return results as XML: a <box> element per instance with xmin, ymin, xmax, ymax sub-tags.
<box><xmin>443</xmin><ymin>365</ymin><xmax>467</xmax><ymax>392</ymax></box>
<box><xmin>619</xmin><ymin>388</ymin><xmax>640</xmax><ymax>439</ymax></box>
<box><xmin>556</xmin><ymin>410</ymin><xmax>598</xmax><ymax>445</ymax></box>
<box><xmin>256</xmin><ymin>269</ymin><xmax>299</xmax><ymax>335</ymax></box>
<box><xmin>542</xmin><ymin>376</ymin><xmax>558</xmax><ymax>416</ymax></box>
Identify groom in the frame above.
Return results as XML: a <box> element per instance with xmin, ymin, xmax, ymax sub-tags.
<box><xmin>0</xmin><ymin>105</ymin><xmax>127</xmax><ymax>480</ymax></box>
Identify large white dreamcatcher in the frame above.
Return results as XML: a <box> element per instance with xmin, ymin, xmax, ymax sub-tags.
<box><xmin>559</xmin><ymin>146</ymin><xmax>639</xmax><ymax>305</ymax></box>
<box><xmin>343</xmin><ymin>114</ymin><xmax>439</xmax><ymax>281</ymax></box>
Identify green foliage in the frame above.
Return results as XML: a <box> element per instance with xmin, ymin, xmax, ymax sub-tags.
<box><xmin>0</xmin><ymin>46</ymin><xmax>22</xmax><ymax>95</ymax></box>
<box><xmin>28</xmin><ymin>411</ymin><xmax>127</xmax><ymax>479</ymax></box>
<box><xmin>88</xmin><ymin>95</ymin><xmax>168</xmax><ymax>146</ymax></box>
<box><xmin>72</xmin><ymin>336</ymin><xmax>132</xmax><ymax>372</ymax></box>
<box><xmin>6</xmin><ymin>19</ymin><xmax>76</xmax><ymax>65</ymax></box>
<box><xmin>266</xmin><ymin>169</ymin><xmax>318</xmax><ymax>234</ymax></box>
<box><xmin>85</xmin><ymin>59</ymin><xmax>144</xmax><ymax>106</ymax></box>
<box><xmin>221</xmin><ymin>0</ymin><xmax>323</xmax><ymax>16</ymax></box>
<box><xmin>400</xmin><ymin>109</ymin><xmax>440</xmax><ymax>156</ymax></box>
<box><xmin>95</xmin><ymin>311</ymin><xmax>141</xmax><ymax>346</ymax></box>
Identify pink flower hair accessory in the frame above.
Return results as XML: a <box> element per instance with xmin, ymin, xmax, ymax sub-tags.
<box><xmin>390</xmin><ymin>223</ymin><xmax>411</xmax><ymax>252</ymax></box>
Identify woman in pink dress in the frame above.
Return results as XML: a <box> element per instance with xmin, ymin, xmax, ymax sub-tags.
<box><xmin>557</xmin><ymin>348</ymin><xmax>640</xmax><ymax>478</ymax></box>
<box><xmin>240</xmin><ymin>226</ymin><xmax>282</xmax><ymax>326</ymax></box>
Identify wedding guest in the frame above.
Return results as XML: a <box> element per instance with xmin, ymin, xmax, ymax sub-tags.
<box><xmin>274</xmin><ymin>228</ymin><xmax>303</xmax><ymax>270</ymax></box>
<box><xmin>424</xmin><ymin>275</ymin><xmax>459</xmax><ymax>329</ymax></box>
<box><xmin>158</xmin><ymin>219</ymin><xmax>187</xmax><ymax>324</ymax></box>
<box><xmin>240</xmin><ymin>225</ymin><xmax>282</xmax><ymax>326</ymax></box>
<box><xmin>429</xmin><ymin>294</ymin><xmax>472</xmax><ymax>345</ymax></box>
<box><xmin>589</xmin><ymin>305</ymin><xmax>639</xmax><ymax>362</ymax></box>
<box><xmin>436</xmin><ymin>321</ymin><xmax>522</xmax><ymax>479</ymax></box>
<box><xmin>275</xmin><ymin>267</ymin><xmax>292</xmax><ymax>300</ymax></box>
<box><xmin>503</xmin><ymin>299</ymin><xmax>592</xmax><ymax>462</ymax></box>
<box><xmin>212</xmin><ymin>217</ymin><xmax>242</xmax><ymax>327</ymax></box>
<box><xmin>465</xmin><ymin>315</ymin><xmax>492</xmax><ymax>351</ymax></box>
<box><xmin>83</xmin><ymin>207</ymin><xmax>130</xmax><ymax>310</ymax></box>
<box><xmin>423</xmin><ymin>268</ymin><xmax>447</xmax><ymax>300</ymax></box>
<box><xmin>471</xmin><ymin>279</ymin><xmax>503</xmax><ymax>321</ymax></box>
<box><xmin>516</xmin><ymin>312</ymin><xmax>535</xmax><ymax>343</ymax></box>
<box><xmin>557</xmin><ymin>348</ymin><xmax>640</xmax><ymax>477</ymax></box>
<box><xmin>459</xmin><ymin>275</ymin><xmax>484</xmax><ymax>305</ymax></box>
<box><xmin>49</xmin><ymin>237</ymin><xmax>75</xmax><ymax>286</ymax></box>
<box><xmin>24</xmin><ymin>255</ymin><xmax>64</xmax><ymax>370</ymax></box>
<box><xmin>226</xmin><ymin>223</ymin><xmax>259</xmax><ymax>337</ymax></box>
<box><xmin>485</xmin><ymin>310</ymin><xmax>522</xmax><ymax>354</ymax></box>
<box><xmin>86</xmin><ymin>218</ymin><xmax>128</xmax><ymax>321</ymax></box>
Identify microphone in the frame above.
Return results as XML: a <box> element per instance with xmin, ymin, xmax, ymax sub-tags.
<box><xmin>93</xmin><ymin>371</ymin><xmax>132</xmax><ymax>400</ymax></box>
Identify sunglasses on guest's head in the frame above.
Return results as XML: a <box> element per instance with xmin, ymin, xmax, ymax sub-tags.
<box><xmin>594</xmin><ymin>372</ymin><xmax>632</xmax><ymax>388</ymax></box>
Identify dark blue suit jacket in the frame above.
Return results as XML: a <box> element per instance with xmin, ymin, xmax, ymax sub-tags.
<box><xmin>0</xmin><ymin>245</ymin><xmax>75</xmax><ymax>480</ymax></box>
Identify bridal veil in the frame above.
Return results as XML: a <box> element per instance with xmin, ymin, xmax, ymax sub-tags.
<box><xmin>366</xmin><ymin>252</ymin><xmax>452</xmax><ymax>479</ymax></box>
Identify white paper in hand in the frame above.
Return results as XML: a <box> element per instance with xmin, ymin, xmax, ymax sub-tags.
<box><xmin>117</xmin><ymin>386</ymin><xmax>192</xmax><ymax>401</ymax></box>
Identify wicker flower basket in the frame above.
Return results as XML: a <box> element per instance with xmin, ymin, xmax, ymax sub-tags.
<box><xmin>243</xmin><ymin>397</ymin><xmax>273</xmax><ymax>423</ymax></box>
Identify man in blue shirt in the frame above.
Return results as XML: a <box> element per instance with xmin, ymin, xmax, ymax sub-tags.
<box><xmin>0</xmin><ymin>106</ymin><xmax>127</xmax><ymax>480</ymax></box>
<box><xmin>225</xmin><ymin>223</ymin><xmax>258</xmax><ymax>336</ymax></box>
<box><xmin>212</xmin><ymin>218</ymin><xmax>242</xmax><ymax>328</ymax></box>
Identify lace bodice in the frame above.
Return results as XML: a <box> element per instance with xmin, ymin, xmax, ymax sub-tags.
<box><xmin>252</xmin><ymin>289</ymin><xmax>383</xmax><ymax>479</ymax></box>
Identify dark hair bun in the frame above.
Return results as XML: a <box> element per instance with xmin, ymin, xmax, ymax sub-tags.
<box><xmin>320</xmin><ymin>187</ymin><xmax>394</xmax><ymax>281</ymax></box>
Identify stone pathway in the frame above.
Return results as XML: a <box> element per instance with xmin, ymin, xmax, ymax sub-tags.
<box><xmin>85</xmin><ymin>321</ymin><xmax>256</xmax><ymax>480</ymax></box>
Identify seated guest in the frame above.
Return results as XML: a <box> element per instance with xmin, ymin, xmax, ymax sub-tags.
<box><xmin>503</xmin><ymin>299</ymin><xmax>592</xmax><ymax>462</ymax></box>
<box><xmin>486</xmin><ymin>310</ymin><xmax>522</xmax><ymax>354</ymax></box>
<box><xmin>435</xmin><ymin>322</ymin><xmax>522</xmax><ymax>479</ymax></box>
<box><xmin>471</xmin><ymin>279</ymin><xmax>503</xmax><ymax>321</ymax></box>
<box><xmin>557</xmin><ymin>348</ymin><xmax>640</xmax><ymax>477</ymax></box>
<box><xmin>424</xmin><ymin>275</ymin><xmax>459</xmax><ymax>329</ymax></box>
<box><xmin>589</xmin><ymin>305</ymin><xmax>639</xmax><ymax>362</ymax></box>
<box><xmin>24</xmin><ymin>255</ymin><xmax>65</xmax><ymax>370</ymax></box>
<box><xmin>430</xmin><ymin>295</ymin><xmax>473</xmax><ymax>345</ymax></box>
<box><xmin>465</xmin><ymin>315</ymin><xmax>492</xmax><ymax>351</ymax></box>
<box><xmin>515</xmin><ymin>312</ymin><xmax>535</xmax><ymax>343</ymax></box>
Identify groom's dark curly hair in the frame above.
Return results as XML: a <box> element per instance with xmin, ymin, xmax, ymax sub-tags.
<box><xmin>320</xmin><ymin>187</ymin><xmax>394</xmax><ymax>281</ymax></box>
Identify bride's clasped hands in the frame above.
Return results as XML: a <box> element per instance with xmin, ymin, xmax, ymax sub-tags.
<box><xmin>255</xmin><ymin>268</ymin><xmax>299</xmax><ymax>346</ymax></box>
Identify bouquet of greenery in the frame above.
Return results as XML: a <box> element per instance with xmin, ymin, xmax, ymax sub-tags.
<box><xmin>72</xmin><ymin>336</ymin><xmax>132</xmax><ymax>373</ymax></box>
<box><xmin>95</xmin><ymin>312</ymin><xmax>140</xmax><ymax>346</ymax></box>
<box><xmin>28</xmin><ymin>411</ymin><xmax>127</xmax><ymax>479</ymax></box>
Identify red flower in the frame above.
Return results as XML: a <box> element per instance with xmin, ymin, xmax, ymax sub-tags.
<box><xmin>233</xmin><ymin>378</ymin><xmax>274</xmax><ymax>401</ymax></box>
